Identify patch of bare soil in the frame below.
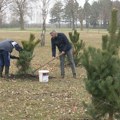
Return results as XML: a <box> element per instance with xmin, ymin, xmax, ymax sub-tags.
<box><xmin>8</xmin><ymin>74</ymin><xmax>56</xmax><ymax>80</ymax></box>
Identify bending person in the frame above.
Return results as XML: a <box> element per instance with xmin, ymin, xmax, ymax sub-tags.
<box><xmin>0</xmin><ymin>39</ymin><xmax>22</xmax><ymax>78</ymax></box>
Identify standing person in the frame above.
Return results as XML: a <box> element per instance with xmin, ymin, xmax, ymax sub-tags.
<box><xmin>0</xmin><ymin>39</ymin><xmax>22</xmax><ymax>78</ymax></box>
<box><xmin>50</xmin><ymin>30</ymin><xmax>76</xmax><ymax>78</ymax></box>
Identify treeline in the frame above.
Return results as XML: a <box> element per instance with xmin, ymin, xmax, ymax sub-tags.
<box><xmin>0</xmin><ymin>0</ymin><xmax>120</xmax><ymax>30</ymax></box>
<box><xmin>50</xmin><ymin>0</ymin><xmax>120</xmax><ymax>30</ymax></box>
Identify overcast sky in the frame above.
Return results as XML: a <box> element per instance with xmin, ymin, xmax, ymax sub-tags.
<box><xmin>77</xmin><ymin>0</ymin><xmax>98</xmax><ymax>6</ymax></box>
<box><xmin>77</xmin><ymin>0</ymin><xmax>120</xmax><ymax>7</ymax></box>
<box><xmin>57</xmin><ymin>0</ymin><xmax>99</xmax><ymax>7</ymax></box>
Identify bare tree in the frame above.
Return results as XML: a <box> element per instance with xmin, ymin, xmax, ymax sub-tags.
<box><xmin>64</xmin><ymin>0</ymin><xmax>79</xmax><ymax>30</ymax></box>
<box><xmin>0</xmin><ymin>0</ymin><xmax>10</xmax><ymax>27</ymax></box>
<box><xmin>99</xmin><ymin>0</ymin><xmax>112</xmax><ymax>28</ymax></box>
<box><xmin>37</xmin><ymin>0</ymin><xmax>51</xmax><ymax>46</ymax></box>
<box><xmin>10</xmin><ymin>0</ymin><xmax>32</xmax><ymax>30</ymax></box>
<box><xmin>78</xmin><ymin>6</ymin><xmax>84</xmax><ymax>31</ymax></box>
<box><xmin>112</xmin><ymin>0</ymin><xmax>120</xmax><ymax>25</ymax></box>
<box><xmin>83</xmin><ymin>0</ymin><xmax>91</xmax><ymax>28</ymax></box>
<box><xmin>50</xmin><ymin>1</ymin><xmax>63</xmax><ymax>28</ymax></box>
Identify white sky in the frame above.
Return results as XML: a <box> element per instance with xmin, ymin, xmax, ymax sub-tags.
<box><xmin>77</xmin><ymin>0</ymin><xmax>120</xmax><ymax>7</ymax></box>
<box><xmin>77</xmin><ymin>0</ymin><xmax>98</xmax><ymax>7</ymax></box>
<box><xmin>57</xmin><ymin>0</ymin><xmax>98</xmax><ymax>7</ymax></box>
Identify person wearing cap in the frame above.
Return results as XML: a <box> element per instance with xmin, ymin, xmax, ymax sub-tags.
<box><xmin>50</xmin><ymin>30</ymin><xmax>76</xmax><ymax>78</ymax></box>
<box><xmin>0</xmin><ymin>39</ymin><xmax>22</xmax><ymax>78</ymax></box>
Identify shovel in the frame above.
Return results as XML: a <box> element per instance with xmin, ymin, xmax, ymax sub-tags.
<box><xmin>32</xmin><ymin>53</ymin><xmax>64</xmax><ymax>74</ymax></box>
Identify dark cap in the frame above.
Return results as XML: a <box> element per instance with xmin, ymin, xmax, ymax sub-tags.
<box><xmin>14</xmin><ymin>44</ymin><xmax>23</xmax><ymax>52</ymax></box>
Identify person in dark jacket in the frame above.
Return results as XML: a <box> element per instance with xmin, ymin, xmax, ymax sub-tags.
<box><xmin>50</xmin><ymin>30</ymin><xmax>76</xmax><ymax>78</ymax></box>
<box><xmin>0</xmin><ymin>39</ymin><xmax>22</xmax><ymax>78</ymax></box>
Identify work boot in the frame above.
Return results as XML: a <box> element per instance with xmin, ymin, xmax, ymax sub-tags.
<box><xmin>5</xmin><ymin>66</ymin><xmax>9</xmax><ymax>79</ymax></box>
<box><xmin>61</xmin><ymin>74</ymin><xmax>65</xmax><ymax>79</ymax></box>
<box><xmin>0</xmin><ymin>66</ymin><xmax>4</xmax><ymax>77</ymax></box>
<box><xmin>73</xmin><ymin>73</ymin><xmax>76</xmax><ymax>79</ymax></box>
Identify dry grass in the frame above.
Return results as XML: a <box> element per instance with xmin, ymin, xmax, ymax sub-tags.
<box><xmin>0</xmin><ymin>29</ymin><xmax>107</xmax><ymax>120</ymax></box>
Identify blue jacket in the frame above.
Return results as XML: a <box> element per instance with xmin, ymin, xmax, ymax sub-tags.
<box><xmin>0</xmin><ymin>39</ymin><xmax>22</xmax><ymax>53</ymax></box>
<box><xmin>51</xmin><ymin>33</ymin><xmax>72</xmax><ymax>57</ymax></box>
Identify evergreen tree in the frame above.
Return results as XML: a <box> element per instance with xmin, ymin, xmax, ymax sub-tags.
<box><xmin>69</xmin><ymin>30</ymin><xmax>85</xmax><ymax>66</ymax></box>
<box><xmin>17</xmin><ymin>34</ymin><xmax>39</xmax><ymax>75</ymax></box>
<box><xmin>81</xmin><ymin>9</ymin><xmax>120</xmax><ymax>120</ymax></box>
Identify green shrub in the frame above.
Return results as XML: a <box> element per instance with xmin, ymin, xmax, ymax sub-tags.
<box><xmin>17</xmin><ymin>33</ymin><xmax>40</xmax><ymax>75</ymax></box>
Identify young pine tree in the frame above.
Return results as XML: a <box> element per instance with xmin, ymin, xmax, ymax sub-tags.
<box><xmin>69</xmin><ymin>30</ymin><xmax>85</xmax><ymax>66</ymax></box>
<box><xmin>81</xmin><ymin>9</ymin><xmax>120</xmax><ymax>120</ymax></box>
<box><xmin>17</xmin><ymin>34</ymin><xmax>40</xmax><ymax>75</ymax></box>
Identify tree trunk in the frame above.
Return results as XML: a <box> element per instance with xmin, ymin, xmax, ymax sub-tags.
<box><xmin>0</xmin><ymin>12</ymin><xmax>2</xmax><ymax>27</ymax></box>
<box><xmin>108</xmin><ymin>112</ymin><xmax>114</xmax><ymax>120</ymax></box>
<box><xmin>86</xmin><ymin>18</ymin><xmax>89</xmax><ymax>28</ymax></box>
<box><xmin>20</xmin><ymin>13</ymin><xmax>24</xmax><ymax>30</ymax></box>
<box><xmin>41</xmin><ymin>18</ymin><xmax>46</xmax><ymax>46</ymax></box>
<box><xmin>103</xmin><ymin>15</ymin><xmax>108</xmax><ymax>29</ymax></box>
<box><xmin>71</xmin><ymin>11</ymin><xmax>75</xmax><ymax>30</ymax></box>
<box><xmin>40</xmin><ymin>30</ymin><xmax>46</xmax><ymax>46</ymax></box>
<box><xmin>80</xmin><ymin>20</ymin><xmax>83</xmax><ymax>31</ymax></box>
<box><xmin>58</xmin><ymin>20</ymin><xmax>61</xmax><ymax>28</ymax></box>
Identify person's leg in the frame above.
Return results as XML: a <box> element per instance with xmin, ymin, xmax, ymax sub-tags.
<box><xmin>5</xmin><ymin>66</ymin><xmax>9</xmax><ymax>78</ymax></box>
<box><xmin>66</xmin><ymin>49</ymin><xmax>76</xmax><ymax>78</ymax></box>
<box><xmin>0</xmin><ymin>66</ymin><xmax>4</xmax><ymax>77</ymax></box>
<box><xmin>0</xmin><ymin>51</ymin><xmax>4</xmax><ymax>77</ymax></box>
<box><xmin>3</xmin><ymin>51</ymin><xmax>10</xmax><ymax>78</ymax></box>
<box><xmin>59</xmin><ymin>54</ymin><xmax>65</xmax><ymax>78</ymax></box>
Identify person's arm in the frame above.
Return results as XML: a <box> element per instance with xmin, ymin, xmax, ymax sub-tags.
<box><xmin>51</xmin><ymin>39</ymin><xmax>56</xmax><ymax>57</ymax></box>
<box><xmin>10</xmin><ymin>55</ymin><xmax>19</xmax><ymax>59</ymax></box>
<box><xmin>61</xmin><ymin>33</ymin><xmax>69</xmax><ymax>52</ymax></box>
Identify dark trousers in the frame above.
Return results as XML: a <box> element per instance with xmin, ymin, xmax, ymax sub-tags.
<box><xmin>0</xmin><ymin>50</ymin><xmax>10</xmax><ymax>77</ymax></box>
<box><xmin>59</xmin><ymin>49</ymin><xmax>76</xmax><ymax>76</ymax></box>
<box><xmin>0</xmin><ymin>50</ymin><xmax>10</xmax><ymax>67</ymax></box>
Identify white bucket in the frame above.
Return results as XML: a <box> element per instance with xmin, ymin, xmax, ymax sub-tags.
<box><xmin>38</xmin><ymin>70</ymin><xmax>49</xmax><ymax>82</ymax></box>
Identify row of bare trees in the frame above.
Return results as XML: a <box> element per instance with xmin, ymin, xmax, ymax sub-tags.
<box><xmin>0</xmin><ymin>0</ymin><xmax>10</xmax><ymax>27</ymax></box>
<box><xmin>1</xmin><ymin>0</ymin><xmax>120</xmax><ymax>46</ymax></box>
<box><xmin>0</xmin><ymin>0</ymin><xmax>51</xmax><ymax>29</ymax></box>
<box><xmin>0</xmin><ymin>0</ymin><xmax>30</xmax><ymax>29</ymax></box>
<box><xmin>1</xmin><ymin>0</ymin><xmax>120</xmax><ymax>30</ymax></box>
<box><xmin>0</xmin><ymin>0</ymin><xmax>51</xmax><ymax>46</ymax></box>
<box><xmin>50</xmin><ymin>0</ymin><xmax>120</xmax><ymax>30</ymax></box>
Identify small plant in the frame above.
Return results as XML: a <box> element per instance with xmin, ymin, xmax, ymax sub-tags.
<box><xmin>69</xmin><ymin>30</ymin><xmax>85</xmax><ymax>66</ymax></box>
<box><xmin>17</xmin><ymin>33</ymin><xmax>40</xmax><ymax>75</ymax></box>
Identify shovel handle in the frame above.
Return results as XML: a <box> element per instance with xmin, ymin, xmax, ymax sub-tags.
<box><xmin>32</xmin><ymin>53</ymin><xmax>64</xmax><ymax>73</ymax></box>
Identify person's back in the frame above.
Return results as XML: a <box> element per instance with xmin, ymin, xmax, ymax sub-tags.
<box><xmin>0</xmin><ymin>39</ymin><xmax>22</xmax><ymax>78</ymax></box>
<box><xmin>0</xmin><ymin>39</ymin><xmax>14</xmax><ymax>53</ymax></box>
<box><xmin>56</xmin><ymin>33</ymin><xmax>72</xmax><ymax>52</ymax></box>
<box><xmin>51</xmin><ymin>33</ymin><xmax>72</xmax><ymax>57</ymax></box>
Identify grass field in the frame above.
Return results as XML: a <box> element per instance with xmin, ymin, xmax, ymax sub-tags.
<box><xmin>0</xmin><ymin>29</ymin><xmax>107</xmax><ymax>120</ymax></box>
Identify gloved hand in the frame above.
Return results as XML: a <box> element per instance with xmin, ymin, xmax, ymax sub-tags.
<box><xmin>10</xmin><ymin>55</ymin><xmax>19</xmax><ymax>60</ymax></box>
